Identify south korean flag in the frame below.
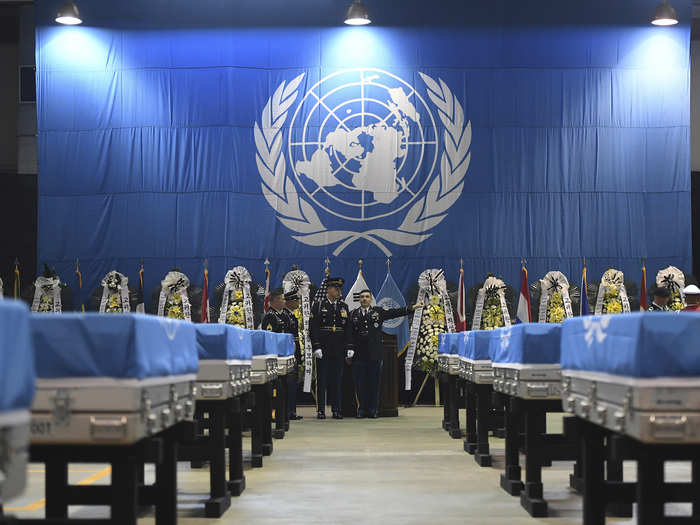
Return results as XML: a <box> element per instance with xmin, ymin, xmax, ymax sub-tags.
<box><xmin>345</xmin><ymin>267</ymin><xmax>376</xmax><ymax>310</ymax></box>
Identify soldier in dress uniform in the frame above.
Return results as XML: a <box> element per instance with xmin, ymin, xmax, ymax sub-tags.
<box><xmin>310</xmin><ymin>277</ymin><xmax>350</xmax><ymax>419</ymax></box>
<box><xmin>261</xmin><ymin>288</ymin><xmax>287</xmax><ymax>332</ymax></box>
<box><xmin>681</xmin><ymin>285</ymin><xmax>700</xmax><ymax>312</ymax></box>
<box><xmin>346</xmin><ymin>290</ymin><xmax>421</xmax><ymax>418</ymax></box>
<box><xmin>648</xmin><ymin>286</ymin><xmax>671</xmax><ymax>311</ymax></box>
<box><xmin>283</xmin><ymin>290</ymin><xmax>303</xmax><ymax>420</ymax></box>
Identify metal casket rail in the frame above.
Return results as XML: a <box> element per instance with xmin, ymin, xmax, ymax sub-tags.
<box><xmin>251</xmin><ymin>356</ymin><xmax>278</xmax><ymax>384</ymax></box>
<box><xmin>492</xmin><ymin>365</ymin><xmax>562</xmax><ymax>400</ymax></box>
<box><xmin>438</xmin><ymin>354</ymin><xmax>461</xmax><ymax>376</ymax></box>
<box><xmin>0</xmin><ymin>422</ymin><xmax>30</xmax><ymax>501</ymax></box>
<box><xmin>562</xmin><ymin>372</ymin><xmax>700</xmax><ymax>444</ymax></box>
<box><xmin>30</xmin><ymin>379</ymin><xmax>196</xmax><ymax>444</ymax></box>
<box><xmin>276</xmin><ymin>356</ymin><xmax>296</xmax><ymax>377</ymax></box>
<box><xmin>196</xmin><ymin>361</ymin><xmax>252</xmax><ymax>400</ymax></box>
<box><xmin>465</xmin><ymin>359</ymin><xmax>494</xmax><ymax>384</ymax></box>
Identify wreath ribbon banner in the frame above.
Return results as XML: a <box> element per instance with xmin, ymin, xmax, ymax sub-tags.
<box><xmin>99</xmin><ymin>271</ymin><xmax>130</xmax><ymax>314</ymax></box>
<box><xmin>157</xmin><ymin>272</ymin><xmax>192</xmax><ymax>321</ymax></box>
<box><xmin>31</xmin><ymin>276</ymin><xmax>62</xmax><ymax>313</ymax></box>
<box><xmin>283</xmin><ymin>270</ymin><xmax>314</xmax><ymax>392</ymax></box>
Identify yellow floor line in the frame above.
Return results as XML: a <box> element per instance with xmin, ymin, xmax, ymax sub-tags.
<box><xmin>5</xmin><ymin>466</ymin><xmax>111</xmax><ymax>512</ymax></box>
<box><xmin>27</xmin><ymin>469</ymin><xmax>105</xmax><ymax>474</ymax></box>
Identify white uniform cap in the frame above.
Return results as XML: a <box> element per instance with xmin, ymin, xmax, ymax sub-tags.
<box><xmin>682</xmin><ymin>284</ymin><xmax>700</xmax><ymax>295</ymax></box>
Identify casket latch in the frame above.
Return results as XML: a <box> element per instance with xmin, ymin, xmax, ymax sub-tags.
<box><xmin>51</xmin><ymin>389</ymin><xmax>72</xmax><ymax>427</ymax></box>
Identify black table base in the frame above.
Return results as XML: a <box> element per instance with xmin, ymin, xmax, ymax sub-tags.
<box><xmin>497</xmin><ymin>395</ymin><xmax>580</xmax><ymax>517</ymax></box>
<box><xmin>2</xmin><ymin>422</ymin><xmax>191</xmax><ymax>525</ymax></box>
<box><xmin>579</xmin><ymin>419</ymin><xmax>700</xmax><ymax>525</ymax></box>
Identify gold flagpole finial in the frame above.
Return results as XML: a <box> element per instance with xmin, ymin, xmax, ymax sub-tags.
<box><xmin>386</xmin><ymin>257</ymin><xmax>390</xmax><ymax>270</ymax></box>
<box><xmin>264</xmin><ymin>258</ymin><xmax>270</xmax><ymax>268</ymax></box>
<box><xmin>460</xmin><ymin>258</ymin><xmax>463</xmax><ymax>269</ymax></box>
<box><xmin>583</xmin><ymin>256</ymin><xmax>587</xmax><ymax>267</ymax></box>
<box><xmin>324</xmin><ymin>256</ymin><xmax>330</xmax><ymax>276</ymax></box>
<box><xmin>204</xmin><ymin>258</ymin><xmax>209</xmax><ymax>269</ymax></box>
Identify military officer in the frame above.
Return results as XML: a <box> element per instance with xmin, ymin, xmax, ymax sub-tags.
<box><xmin>346</xmin><ymin>290</ymin><xmax>422</xmax><ymax>418</ymax></box>
<box><xmin>261</xmin><ymin>288</ymin><xmax>287</xmax><ymax>331</ymax></box>
<box><xmin>648</xmin><ymin>286</ymin><xmax>671</xmax><ymax>311</ymax></box>
<box><xmin>282</xmin><ymin>290</ymin><xmax>303</xmax><ymax>420</ymax></box>
<box><xmin>310</xmin><ymin>277</ymin><xmax>349</xmax><ymax>419</ymax></box>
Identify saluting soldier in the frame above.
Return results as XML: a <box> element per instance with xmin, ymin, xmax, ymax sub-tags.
<box><xmin>310</xmin><ymin>277</ymin><xmax>350</xmax><ymax>420</ymax></box>
<box><xmin>346</xmin><ymin>290</ymin><xmax>422</xmax><ymax>418</ymax></box>
<box><xmin>282</xmin><ymin>290</ymin><xmax>303</xmax><ymax>420</ymax></box>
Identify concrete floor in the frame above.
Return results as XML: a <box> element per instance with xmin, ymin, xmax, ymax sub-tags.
<box><xmin>3</xmin><ymin>406</ymin><xmax>695</xmax><ymax>524</ymax></box>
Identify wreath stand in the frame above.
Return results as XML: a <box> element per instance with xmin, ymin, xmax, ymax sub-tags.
<box><xmin>411</xmin><ymin>372</ymin><xmax>440</xmax><ymax>407</ymax></box>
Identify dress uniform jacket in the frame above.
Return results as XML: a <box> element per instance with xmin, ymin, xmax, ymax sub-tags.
<box><xmin>647</xmin><ymin>302</ymin><xmax>669</xmax><ymax>312</ymax></box>
<box><xmin>346</xmin><ymin>306</ymin><xmax>410</xmax><ymax>361</ymax></box>
<box><xmin>261</xmin><ymin>308</ymin><xmax>288</xmax><ymax>333</ymax></box>
<box><xmin>282</xmin><ymin>308</ymin><xmax>301</xmax><ymax>359</ymax></box>
<box><xmin>310</xmin><ymin>298</ymin><xmax>350</xmax><ymax>357</ymax></box>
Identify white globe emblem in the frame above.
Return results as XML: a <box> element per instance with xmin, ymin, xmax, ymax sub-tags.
<box><xmin>254</xmin><ymin>68</ymin><xmax>471</xmax><ymax>256</ymax></box>
<box><xmin>377</xmin><ymin>296</ymin><xmax>404</xmax><ymax>329</ymax></box>
<box><xmin>289</xmin><ymin>69</ymin><xmax>438</xmax><ymax>222</ymax></box>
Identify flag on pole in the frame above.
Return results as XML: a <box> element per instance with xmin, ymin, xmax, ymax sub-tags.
<box><xmin>263</xmin><ymin>259</ymin><xmax>271</xmax><ymax>312</ymax></box>
<box><xmin>456</xmin><ymin>264</ymin><xmax>467</xmax><ymax>331</ymax></box>
<box><xmin>516</xmin><ymin>263</ymin><xmax>532</xmax><ymax>323</ymax></box>
<box><xmin>580</xmin><ymin>261</ymin><xmax>590</xmax><ymax>316</ymax></box>
<box><xmin>313</xmin><ymin>258</ymin><xmax>331</xmax><ymax>303</ymax></box>
<box><xmin>640</xmin><ymin>262</ymin><xmax>648</xmax><ymax>311</ymax></box>
<box><xmin>376</xmin><ymin>266</ymin><xmax>409</xmax><ymax>354</ymax></box>
<box><xmin>201</xmin><ymin>262</ymin><xmax>210</xmax><ymax>323</ymax></box>
<box><xmin>136</xmin><ymin>261</ymin><xmax>145</xmax><ymax>313</ymax></box>
<box><xmin>75</xmin><ymin>259</ymin><xmax>85</xmax><ymax>312</ymax></box>
<box><xmin>345</xmin><ymin>262</ymin><xmax>375</xmax><ymax>311</ymax></box>
<box><xmin>13</xmin><ymin>259</ymin><xmax>21</xmax><ymax>299</ymax></box>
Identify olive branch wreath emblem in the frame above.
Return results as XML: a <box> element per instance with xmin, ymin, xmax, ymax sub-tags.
<box><xmin>254</xmin><ymin>72</ymin><xmax>471</xmax><ymax>256</ymax></box>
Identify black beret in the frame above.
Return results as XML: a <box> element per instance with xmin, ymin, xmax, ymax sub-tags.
<box><xmin>653</xmin><ymin>286</ymin><xmax>671</xmax><ymax>298</ymax></box>
<box><xmin>284</xmin><ymin>290</ymin><xmax>299</xmax><ymax>301</ymax></box>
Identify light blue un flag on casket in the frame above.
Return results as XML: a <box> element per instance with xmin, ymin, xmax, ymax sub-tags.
<box><xmin>376</xmin><ymin>270</ymin><xmax>409</xmax><ymax>354</ymax></box>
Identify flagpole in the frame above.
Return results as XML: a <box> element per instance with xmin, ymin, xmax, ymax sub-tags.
<box><xmin>13</xmin><ymin>258</ymin><xmax>20</xmax><ymax>299</ymax></box>
<box><xmin>202</xmin><ymin>258</ymin><xmax>210</xmax><ymax>323</ymax></box>
<box><xmin>75</xmin><ymin>258</ymin><xmax>84</xmax><ymax>312</ymax></box>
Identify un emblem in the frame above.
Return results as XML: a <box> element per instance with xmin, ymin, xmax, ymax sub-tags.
<box><xmin>254</xmin><ymin>68</ymin><xmax>471</xmax><ymax>256</ymax></box>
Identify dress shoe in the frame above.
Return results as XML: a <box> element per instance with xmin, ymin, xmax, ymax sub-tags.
<box><xmin>369</xmin><ymin>413</ymin><xmax>379</xmax><ymax>419</ymax></box>
<box><xmin>317</xmin><ymin>411</ymin><xmax>326</xmax><ymax>419</ymax></box>
<box><xmin>289</xmin><ymin>413</ymin><xmax>303</xmax><ymax>420</ymax></box>
<box><xmin>332</xmin><ymin>412</ymin><xmax>344</xmax><ymax>419</ymax></box>
<box><xmin>356</xmin><ymin>411</ymin><xmax>366</xmax><ymax>419</ymax></box>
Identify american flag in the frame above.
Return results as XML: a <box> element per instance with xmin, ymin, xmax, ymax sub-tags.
<box><xmin>314</xmin><ymin>275</ymin><xmax>329</xmax><ymax>303</ymax></box>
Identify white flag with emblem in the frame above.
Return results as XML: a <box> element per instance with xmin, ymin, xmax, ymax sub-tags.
<box><xmin>345</xmin><ymin>268</ymin><xmax>376</xmax><ymax>310</ymax></box>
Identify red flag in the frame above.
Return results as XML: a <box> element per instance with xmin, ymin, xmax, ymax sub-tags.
<box><xmin>516</xmin><ymin>265</ymin><xmax>532</xmax><ymax>323</ymax></box>
<box><xmin>456</xmin><ymin>267</ymin><xmax>467</xmax><ymax>331</ymax></box>
<box><xmin>201</xmin><ymin>266</ymin><xmax>210</xmax><ymax>323</ymax></box>
<box><xmin>640</xmin><ymin>264</ymin><xmax>648</xmax><ymax>311</ymax></box>
<box><xmin>263</xmin><ymin>265</ymin><xmax>270</xmax><ymax>312</ymax></box>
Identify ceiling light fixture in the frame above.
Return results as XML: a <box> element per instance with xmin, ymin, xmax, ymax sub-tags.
<box><xmin>56</xmin><ymin>0</ymin><xmax>82</xmax><ymax>25</ymax></box>
<box><xmin>651</xmin><ymin>0</ymin><xmax>678</xmax><ymax>26</ymax></box>
<box><xmin>344</xmin><ymin>0</ymin><xmax>371</xmax><ymax>26</ymax></box>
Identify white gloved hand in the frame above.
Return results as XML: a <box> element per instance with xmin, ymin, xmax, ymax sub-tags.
<box><xmin>347</xmin><ymin>350</ymin><xmax>355</xmax><ymax>358</ymax></box>
<box><xmin>313</xmin><ymin>349</ymin><xmax>323</xmax><ymax>359</ymax></box>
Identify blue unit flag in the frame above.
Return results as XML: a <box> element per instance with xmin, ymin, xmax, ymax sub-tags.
<box><xmin>376</xmin><ymin>269</ymin><xmax>409</xmax><ymax>353</ymax></box>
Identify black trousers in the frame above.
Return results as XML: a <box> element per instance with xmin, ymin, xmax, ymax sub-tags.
<box><xmin>287</xmin><ymin>371</ymin><xmax>298</xmax><ymax>416</ymax></box>
<box><xmin>353</xmin><ymin>359</ymin><xmax>383</xmax><ymax>416</ymax></box>
<box><xmin>316</xmin><ymin>355</ymin><xmax>344</xmax><ymax>413</ymax></box>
